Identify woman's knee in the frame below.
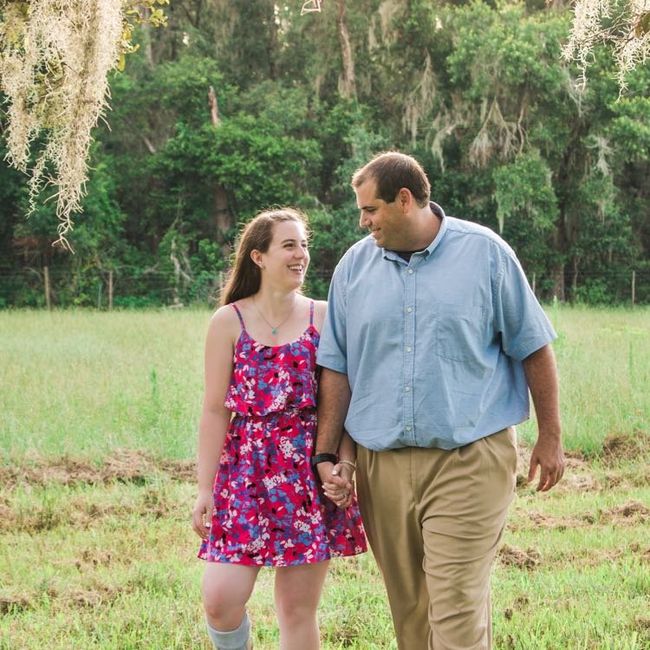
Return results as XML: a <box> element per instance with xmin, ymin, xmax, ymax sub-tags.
<box><xmin>274</xmin><ymin>563</ymin><xmax>328</xmax><ymax>623</ymax></box>
<box><xmin>202</xmin><ymin>580</ymin><xmax>240</xmax><ymax>620</ymax></box>
<box><xmin>201</xmin><ymin>565</ymin><xmax>257</xmax><ymax>624</ymax></box>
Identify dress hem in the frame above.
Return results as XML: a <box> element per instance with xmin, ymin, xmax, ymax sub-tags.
<box><xmin>197</xmin><ymin>549</ymin><xmax>366</xmax><ymax>567</ymax></box>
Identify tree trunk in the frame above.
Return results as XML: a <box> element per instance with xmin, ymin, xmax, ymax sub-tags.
<box><xmin>336</xmin><ymin>0</ymin><xmax>356</xmax><ymax>99</ymax></box>
<box><xmin>140</xmin><ymin>8</ymin><xmax>155</xmax><ymax>68</ymax></box>
<box><xmin>213</xmin><ymin>186</ymin><xmax>231</xmax><ymax>244</ymax></box>
<box><xmin>551</xmin><ymin>263</ymin><xmax>565</xmax><ymax>302</ymax></box>
<box><xmin>208</xmin><ymin>86</ymin><xmax>233</xmax><ymax>251</ymax></box>
<box><xmin>570</xmin><ymin>256</ymin><xmax>579</xmax><ymax>302</ymax></box>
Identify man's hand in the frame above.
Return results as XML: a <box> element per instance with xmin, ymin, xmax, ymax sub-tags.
<box><xmin>528</xmin><ymin>435</ymin><xmax>565</xmax><ymax>491</ymax></box>
<box><xmin>523</xmin><ymin>345</ymin><xmax>564</xmax><ymax>492</ymax></box>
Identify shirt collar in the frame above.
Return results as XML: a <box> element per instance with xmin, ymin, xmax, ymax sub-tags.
<box><xmin>383</xmin><ymin>201</ymin><xmax>447</xmax><ymax>262</ymax></box>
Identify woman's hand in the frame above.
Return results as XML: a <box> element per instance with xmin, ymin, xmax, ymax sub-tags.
<box><xmin>323</xmin><ymin>462</ymin><xmax>355</xmax><ymax>509</ymax></box>
<box><xmin>192</xmin><ymin>491</ymin><xmax>214</xmax><ymax>539</ymax></box>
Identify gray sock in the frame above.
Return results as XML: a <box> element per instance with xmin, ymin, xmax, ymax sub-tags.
<box><xmin>206</xmin><ymin>613</ymin><xmax>251</xmax><ymax>650</ymax></box>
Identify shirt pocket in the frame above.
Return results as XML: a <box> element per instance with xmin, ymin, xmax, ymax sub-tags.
<box><xmin>432</xmin><ymin>302</ymin><xmax>488</xmax><ymax>362</ymax></box>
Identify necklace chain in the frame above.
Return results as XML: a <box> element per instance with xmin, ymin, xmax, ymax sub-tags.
<box><xmin>253</xmin><ymin>297</ymin><xmax>296</xmax><ymax>335</ymax></box>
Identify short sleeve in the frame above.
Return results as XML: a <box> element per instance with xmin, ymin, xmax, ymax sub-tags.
<box><xmin>493</xmin><ymin>246</ymin><xmax>557</xmax><ymax>361</ymax></box>
<box><xmin>316</xmin><ymin>261</ymin><xmax>349</xmax><ymax>374</ymax></box>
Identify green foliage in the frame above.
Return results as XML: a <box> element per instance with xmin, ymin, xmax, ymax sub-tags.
<box><xmin>494</xmin><ymin>151</ymin><xmax>559</xmax><ymax>234</ymax></box>
<box><xmin>0</xmin><ymin>0</ymin><xmax>648</xmax><ymax>306</ymax></box>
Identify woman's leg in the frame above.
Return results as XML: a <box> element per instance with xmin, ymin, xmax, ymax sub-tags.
<box><xmin>274</xmin><ymin>561</ymin><xmax>330</xmax><ymax>650</ymax></box>
<box><xmin>202</xmin><ymin>563</ymin><xmax>260</xmax><ymax>649</ymax></box>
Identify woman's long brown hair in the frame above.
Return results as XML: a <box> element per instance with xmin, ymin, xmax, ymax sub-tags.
<box><xmin>221</xmin><ymin>208</ymin><xmax>309</xmax><ymax>306</ymax></box>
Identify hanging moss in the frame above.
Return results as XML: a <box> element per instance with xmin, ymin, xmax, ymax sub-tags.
<box><xmin>563</xmin><ymin>0</ymin><xmax>650</xmax><ymax>92</ymax></box>
<box><xmin>0</xmin><ymin>0</ymin><xmax>167</xmax><ymax>248</ymax></box>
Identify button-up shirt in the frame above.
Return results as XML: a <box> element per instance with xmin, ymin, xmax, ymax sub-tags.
<box><xmin>317</xmin><ymin>203</ymin><xmax>557</xmax><ymax>451</ymax></box>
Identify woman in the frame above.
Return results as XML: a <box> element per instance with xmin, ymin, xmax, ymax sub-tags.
<box><xmin>192</xmin><ymin>208</ymin><xmax>366</xmax><ymax>650</ymax></box>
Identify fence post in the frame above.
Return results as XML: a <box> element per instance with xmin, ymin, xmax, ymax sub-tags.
<box><xmin>631</xmin><ymin>270</ymin><xmax>636</xmax><ymax>307</ymax></box>
<box><xmin>219</xmin><ymin>271</ymin><xmax>225</xmax><ymax>298</ymax></box>
<box><xmin>108</xmin><ymin>270</ymin><xmax>114</xmax><ymax>311</ymax></box>
<box><xmin>43</xmin><ymin>266</ymin><xmax>51</xmax><ymax>310</ymax></box>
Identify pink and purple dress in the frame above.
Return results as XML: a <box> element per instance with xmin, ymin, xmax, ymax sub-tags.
<box><xmin>198</xmin><ymin>301</ymin><xmax>367</xmax><ymax>567</ymax></box>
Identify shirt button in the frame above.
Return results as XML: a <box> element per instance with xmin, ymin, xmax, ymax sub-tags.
<box><xmin>408</xmin><ymin>269</ymin><xmax>414</xmax><ymax>274</ymax></box>
<box><xmin>406</xmin><ymin>346</ymin><xmax>412</xmax><ymax>353</ymax></box>
<box><xmin>406</xmin><ymin>425</ymin><xmax>412</xmax><ymax>432</ymax></box>
<box><xmin>407</xmin><ymin>307</ymin><xmax>413</xmax><ymax>313</ymax></box>
<box><xmin>405</xmin><ymin>386</ymin><xmax>411</xmax><ymax>392</ymax></box>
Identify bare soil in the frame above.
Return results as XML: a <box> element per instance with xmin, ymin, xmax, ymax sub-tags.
<box><xmin>0</xmin><ymin>448</ymin><xmax>194</xmax><ymax>489</ymax></box>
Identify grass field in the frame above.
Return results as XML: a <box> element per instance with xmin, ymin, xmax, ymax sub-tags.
<box><xmin>1</xmin><ymin>306</ymin><xmax>649</xmax><ymax>649</ymax></box>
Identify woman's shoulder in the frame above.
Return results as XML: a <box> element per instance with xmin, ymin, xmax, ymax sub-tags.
<box><xmin>207</xmin><ymin>303</ymin><xmax>242</xmax><ymax>340</ymax></box>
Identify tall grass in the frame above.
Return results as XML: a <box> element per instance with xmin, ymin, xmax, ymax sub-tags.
<box><xmin>518</xmin><ymin>304</ymin><xmax>650</xmax><ymax>455</ymax></box>
<box><xmin>1</xmin><ymin>309</ymin><xmax>206</xmax><ymax>459</ymax></box>
<box><xmin>1</xmin><ymin>305</ymin><xmax>648</xmax><ymax>460</ymax></box>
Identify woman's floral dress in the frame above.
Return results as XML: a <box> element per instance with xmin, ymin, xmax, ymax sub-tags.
<box><xmin>198</xmin><ymin>301</ymin><xmax>367</xmax><ymax>566</ymax></box>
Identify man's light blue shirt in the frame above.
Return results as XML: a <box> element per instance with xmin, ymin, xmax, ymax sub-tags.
<box><xmin>317</xmin><ymin>203</ymin><xmax>557</xmax><ymax>451</ymax></box>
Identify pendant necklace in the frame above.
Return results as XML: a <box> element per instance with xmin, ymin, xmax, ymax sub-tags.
<box><xmin>253</xmin><ymin>297</ymin><xmax>296</xmax><ymax>335</ymax></box>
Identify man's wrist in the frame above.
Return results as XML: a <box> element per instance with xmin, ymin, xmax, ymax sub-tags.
<box><xmin>310</xmin><ymin>452</ymin><xmax>338</xmax><ymax>469</ymax></box>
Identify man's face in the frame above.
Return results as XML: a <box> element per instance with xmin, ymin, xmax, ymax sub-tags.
<box><xmin>355</xmin><ymin>179</ymin><xmax>404</xmax><ymax>250</ymax></box>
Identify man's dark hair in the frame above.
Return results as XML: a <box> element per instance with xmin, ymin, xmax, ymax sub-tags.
<box><xmin>351</xmin><ymin>151</ymin><xmax>431</xmax><ymax>207</ymax></box>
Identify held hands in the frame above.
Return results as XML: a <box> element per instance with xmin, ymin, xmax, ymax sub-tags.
<box><xmin>320</xmin><ymin>461</ymin><xmax>355</xmax><ymax>509</ymax></box>
<box><xmin>191</xmin><ymin>491</ymin><xmax>213</xmax><ymax>539</ymax></box>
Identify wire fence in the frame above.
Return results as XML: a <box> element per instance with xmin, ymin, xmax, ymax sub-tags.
<box><xmin>0</xmin><ymin>265</ymin><xmax>649</xmax><ymax>308</ymax></box>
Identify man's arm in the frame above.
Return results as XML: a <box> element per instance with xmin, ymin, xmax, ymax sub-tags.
<box><xmin>316</xmin><ymin>368</ymin><xmax>352</xmax><ymax>484</ymax></box>
<box><xmin>522</xmin><ymin>344</ymin><xmax>565</xmax><ymax>492</ymax></box>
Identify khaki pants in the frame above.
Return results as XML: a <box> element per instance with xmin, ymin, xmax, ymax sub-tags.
<box><xmin>356</xmin><ymin>428</ymin><xmax>517</xmax><ymax>650</ymax></box>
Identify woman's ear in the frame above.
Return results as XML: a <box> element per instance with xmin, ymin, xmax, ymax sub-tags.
<box><xmin>250</xmin><ymin>250</ymin><xmax>264</xmax><ymax>269</ymax></box>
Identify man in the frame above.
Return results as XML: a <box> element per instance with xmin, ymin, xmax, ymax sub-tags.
<box><xmin>314</xmin><ymin>152</ymin><xmax>564</xmax><ymax>649</ymax></box>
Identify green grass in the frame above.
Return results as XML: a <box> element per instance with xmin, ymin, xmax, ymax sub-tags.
<box><xmin>1</xmin><ymin>306</ymin><xmax>648</xmax><ymax>459</ymax></box>
<box><xmin>1</xmin><ymin>306</ymin><xmax>649</xmax><ymax>648</ymax></box>
<box><xmin>519</xmin><ymin>304</ymin><xmax>650</xmax><ymax>455</ymax></box>
<box><xmin>0</xmin><ymin>309</ymin><xmax>207</xmax><ymax>459</ymax></box>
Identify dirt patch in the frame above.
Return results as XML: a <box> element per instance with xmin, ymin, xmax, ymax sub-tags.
<box><xmin>603</xmin><ymin>500</ymin><xmax>650</xmax><ymax>523</ymax></box>
<box><xmin>64</xmin><ymin>586</ymin><xmax>117</xmax><ymax>608</ymax></box>
<box><xmin>44</xmin><ymin>582</ymin><xmax>120</xmax><ymax>610</ymax></box>
<box><xmin>0</xmin><ymin>485</ymin><xmax>187</xmax><ymax>534</ymax></box>
<box><xmin>604</xmin><ymin>466</ymin><xmax>650</xmax><ymax>489</ymax></box>
<box><xmin>525</xmin><ymin>511</ymin><xmax>583</xmax><ymax>531</ymax></box>
<box><xmin>0</xmin><ymin>449</ymin><xmax>194</xmax><ymax>489</ymax></box>
<box><xmin>77</xmin><ymin>549</ymin><xmax>114</xmax><ymax>569</ymax></box>
<box><xmin>600</xmin><ymin>433</ymin><xmax>649</xmax><ymax>465</ymax></box>
<box><xmin>629</xmin><ymin>543</ymin><xmax>650</xmax><ymax>562</ymax></box>
<box><xmin>498</xmin><ymin>544</ymin><xmax>541</xmax><ymax>569</ymax></box>
<box><xmin>0</xmin><ymin>594</ymin><xmax>32</xmax><ymax>615</ymax></box>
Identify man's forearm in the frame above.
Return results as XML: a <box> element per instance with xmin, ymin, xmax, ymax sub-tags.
<box><xmin>316</xmin><ymin>368</ymin><xmax>351</xmax><ymax>455</ymax></box>
<box><xmin>523</xmin><ymin>344</ymin><xmax>561</xmax><ymax>439</ymax></box>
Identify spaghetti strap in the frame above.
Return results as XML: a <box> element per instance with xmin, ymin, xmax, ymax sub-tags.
<box><xmin>309</xmin><ymin>300</ymin><xmax>315</xmax><ymax>325</ymax></box>
<box><xmin>231</xmin><ymin>303</ymin><xmax>246</xmax><ymax>330</ymax></box>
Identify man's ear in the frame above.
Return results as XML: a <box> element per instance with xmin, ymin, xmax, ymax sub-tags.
<box><xmin>398</xmin><ymin>187</ymin><xmax>412</xmax><ymax>212</ymax></box>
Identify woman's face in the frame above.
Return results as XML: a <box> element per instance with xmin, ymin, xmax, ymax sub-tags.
<box><xmin>256</xmin><ymin>220</ymin><xmax>310</xmax><ymax>288</ymax></box>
